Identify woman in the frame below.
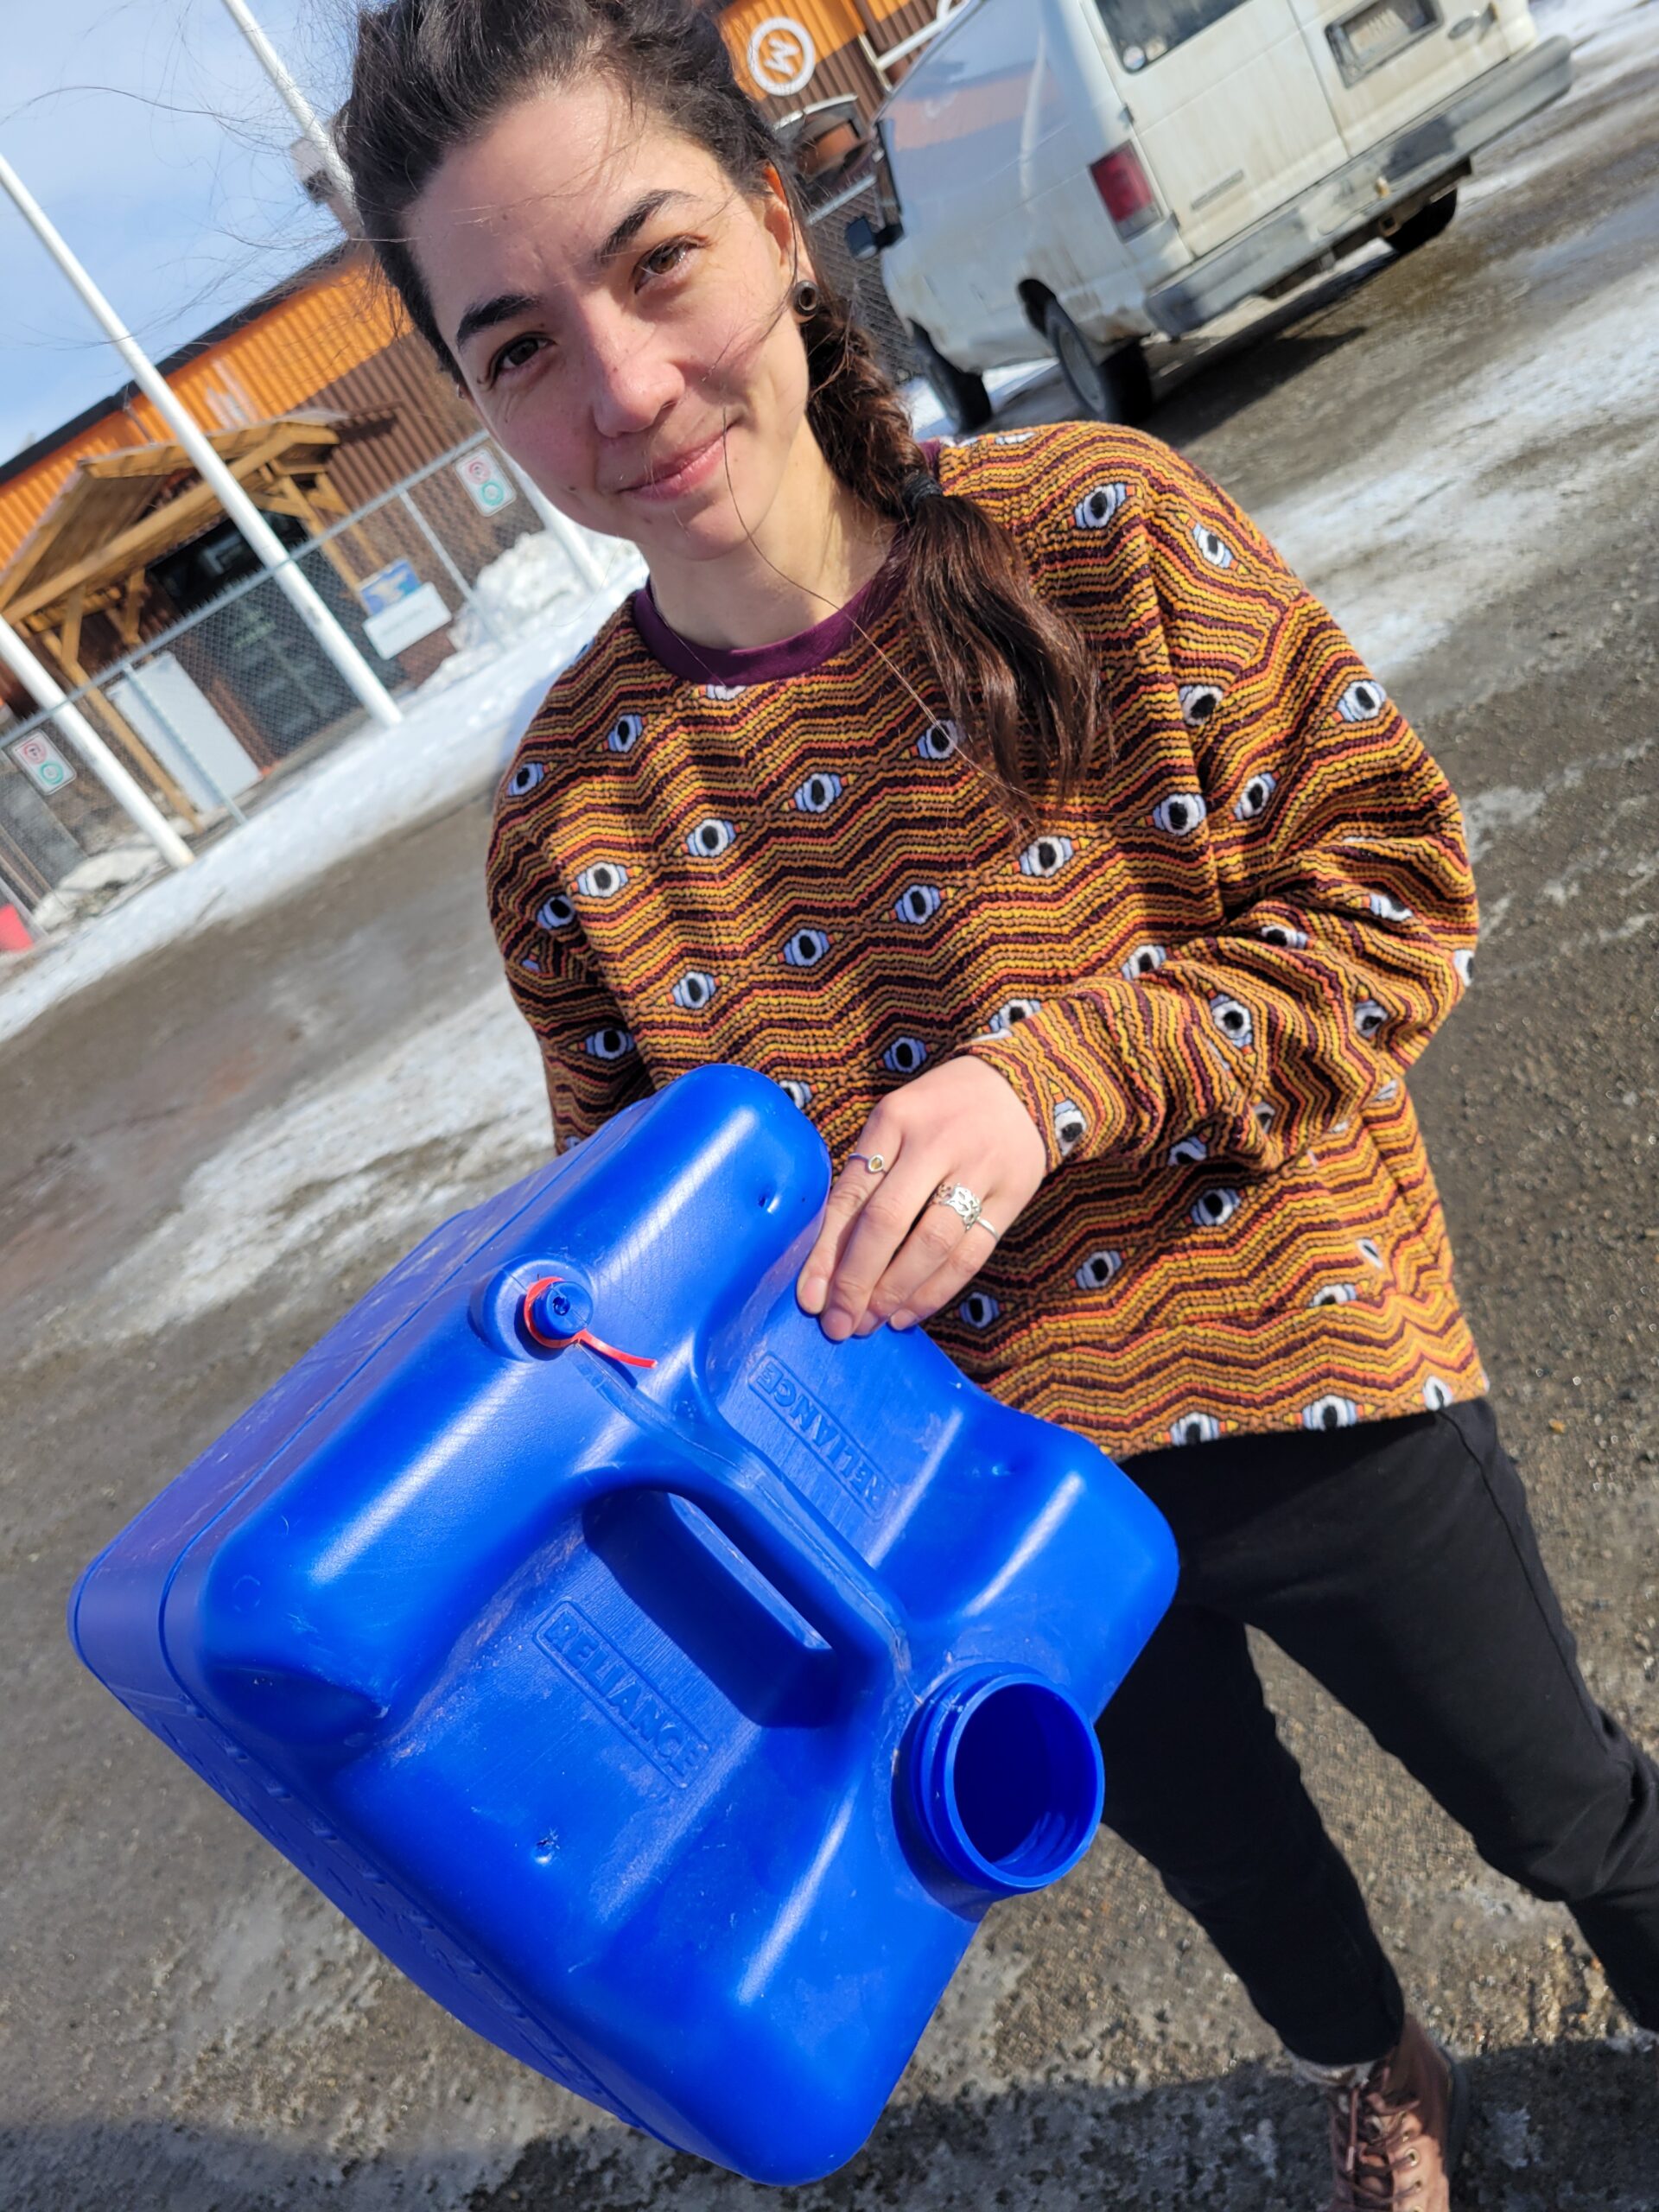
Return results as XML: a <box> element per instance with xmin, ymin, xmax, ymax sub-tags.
<box><xmin>339</xmin><ymin>4</ymin><xmax>1659</xmax><ymax>2202</ymax></box>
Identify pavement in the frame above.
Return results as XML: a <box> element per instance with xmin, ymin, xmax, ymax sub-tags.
<box><xmin>3</xmin><ymin>1</ymin><xmax>1657</xmax><ymax>2204</ymax></box>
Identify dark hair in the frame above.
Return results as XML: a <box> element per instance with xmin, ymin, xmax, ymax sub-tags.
<box><xmin>340</xmin><ymin>0</ymin><xmax>1104</xmax><ymax>828</ymax></box>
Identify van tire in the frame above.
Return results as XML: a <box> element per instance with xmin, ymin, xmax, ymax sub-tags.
<box><xmin>1043</xmin><ymin>301</ymin><xmax>1153</xmax><ymax>425</ymax></box>
<box><xmin>908</xmin><ymin>324</ymin><xmax>995</xmax><ymax>435</ymax></box>
<box><xmin>1384</xmin><ymin>188</ymin><xmax>1459</xmax><ymax>257</ymax></box>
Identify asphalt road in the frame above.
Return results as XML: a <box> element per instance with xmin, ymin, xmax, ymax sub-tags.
<box><xmin>3</xmin><ymin>5</ymin><xmax>1657</xmax><ymax>2205</ymax></box>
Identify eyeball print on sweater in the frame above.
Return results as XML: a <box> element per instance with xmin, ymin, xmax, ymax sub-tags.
<box><xmin>1337</xmin><ymin>678</ymin><xmax>1388</xmax><ymax>724</ymax></box>
<box><xmin>1075</xmin><ymin>482</ymin><xmax>1128</xmax><ymax>531</ymax></box>
<box><xmin>1171</xmin><ymin>1413</ymin><xmax>1222</xmax><ymax>1446</ymax></box>
<box><xmin>1052</xmin><ymin>1099</ymin><xmax>1087</xmax><ymax>1155</ymax></box>
<box><xmin>1075</xmin><ymin>1248</ymin><xmax>1122</xmax><ymax>1292</ymax></box>
<box><xmin>1152</xmin><ymin>792</ymin><xmax>1206</xmax><ymax>837</ymax></box>
<box><xmin>794</xmin><ymin>771</ymin><xmax>843</xmax><ymax>813</ymax></box>
<box><xmin>687</xmin><ymin>818</ymin><xmax>735</xmax><ymax>859</ymax></box>
<box><xmin>894</xmin><ymin>883</ymin><xmax>943</xmax><ymax>925</ymax></box>
<box><xmin>1179</xmin><ymin>683</ymin><xmax>1224</xmax><ymax>728</ymax></box>
<box><xmin>1192</xmin><ymin>523</ymin><xmax>1235</xmax><ymax>569</ymax></box>
<box><xmin>1020</xmin><ymin>834</ymin><xmax>1073</xmax><ymax>878</ymax></box>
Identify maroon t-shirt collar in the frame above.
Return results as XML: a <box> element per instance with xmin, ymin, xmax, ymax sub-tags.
<box><xmin>628</xmin><ymin>437</ymin><xmax>944</xmax><ymax>685</ymax></box>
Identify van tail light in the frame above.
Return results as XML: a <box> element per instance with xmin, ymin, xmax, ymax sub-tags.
<box><xmin>1090</xmin><ymin>145</ymin><xmax>1159</xmax><ymax>238</ymax></box>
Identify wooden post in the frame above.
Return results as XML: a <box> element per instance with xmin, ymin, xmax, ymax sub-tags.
<box><xmin>257</xmin><ymin>468</ymin><xmax>366</xmax><ymax>596</ymax></box>
<box><xmin>37</xmin><ymin>622</ymin><xmax>201</xmax><ymax>826</ymax></box>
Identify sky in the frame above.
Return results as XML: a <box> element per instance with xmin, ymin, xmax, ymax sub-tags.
<box><xmin>0</xmin><ymin>0</ymin><xmax>353</xmax><ymax>462</ymax></box>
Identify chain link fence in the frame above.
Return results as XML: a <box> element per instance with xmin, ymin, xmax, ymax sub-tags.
<box><xmin>806</xmin><ymin>166</ymin><xmax>919</xmax><ymax>390</ymax></box>
<box><xmin>0</xmin><ymin>429</ymin><xmax>640</xmax><ymax>938</ymax></box>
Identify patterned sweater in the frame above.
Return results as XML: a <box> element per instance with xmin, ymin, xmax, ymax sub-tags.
<box><xmin>487</xmin><ymin>421</ymin><xmax>1484</xmax><ymax>1462</ymax></box>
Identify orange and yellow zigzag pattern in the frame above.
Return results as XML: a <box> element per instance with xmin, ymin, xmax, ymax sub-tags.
<box><xmin>488</xmin><ymin>422</ymin><xmax>1484</xmax><ymax>1462</ymax></box>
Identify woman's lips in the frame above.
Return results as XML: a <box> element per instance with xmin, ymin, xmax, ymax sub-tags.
<box><xmin>621</xmin><ymin>429</ymin><xmax>727</xmax><ymax>503</ymax></box>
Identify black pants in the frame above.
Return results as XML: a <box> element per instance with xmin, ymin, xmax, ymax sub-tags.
<box><xmin>1105</xmin><ymin>1398</ymin><xmax>1659</xmax><ymax>2064</ymax></box>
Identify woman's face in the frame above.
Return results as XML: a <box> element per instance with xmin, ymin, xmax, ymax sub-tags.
<box><xmin>406</xmin><ymin>75</ymin><xmax>811</xmax><ymax>563</ymax></box>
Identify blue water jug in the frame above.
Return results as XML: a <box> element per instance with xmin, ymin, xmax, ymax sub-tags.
<box><xmin>69</xmin><ymin>1065</ymin><xmax>1176</xmax><ymax>2183</ymax></box>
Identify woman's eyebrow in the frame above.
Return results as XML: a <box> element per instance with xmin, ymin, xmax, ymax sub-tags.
<box><xmin>454</xmin><ymin>290</ymin><xmax>539</xmax><ymax>354</ymax></box>
<box><xmin>593</xmin><ymin>187</ymin><xmax>694</xmax><ymax>269</ymax></box>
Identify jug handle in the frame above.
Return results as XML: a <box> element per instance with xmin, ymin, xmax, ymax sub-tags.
<box><xmin>581</xmin><ymin>1374</ymin><xmax>911</xmax><ymax>1691</ymax></box>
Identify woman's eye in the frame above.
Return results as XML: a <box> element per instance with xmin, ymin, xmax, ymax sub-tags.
<box><xmin>639</xmin><ymin>238</ymin><xmax>694</xmax><ymax>287</ymax></box>
<box><xmin>490</xmin><ymin>333</ymin><xmax>544</xmax><ymax>382</ymax></box>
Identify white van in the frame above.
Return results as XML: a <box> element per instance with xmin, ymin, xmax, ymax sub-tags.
<box><xmin>847</xmin><ymin>0</ymin><xmax>1571</xmax><ymax>428</ymax></box>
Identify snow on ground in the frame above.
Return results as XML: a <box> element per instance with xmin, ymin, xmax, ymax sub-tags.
<box><xmin>1255</xmin><ymin>0</ymin><xmax>1659</xmax><ymax>676</ymax></box>
<box><xmin>0</xmin><ymin>563</ymin><xmax>640</xmax><ymax>1051</ymax></box>
<box><xmin>1530</xmin><ymin>0</ymin><xmax>1652</xmax><ymax>48</ymax></box>
<box><xmin>80</xmin><ymin>988</ymin><xmax>553</xmax><ymax>1347</ymax></box>
<box><xmin>1257</xmin><ymin>251</ymin><xmax>1659</xmax><ymax>677</ymax></box>
<box><xmin>900</xmin><ymin>359</ymin><xmax>1061</xmax><ymax>448</ymax></box>
<box><xmin>445</xmin><ymin>526</ymin><xmax>632</xmax><ymax>659</ymax></box>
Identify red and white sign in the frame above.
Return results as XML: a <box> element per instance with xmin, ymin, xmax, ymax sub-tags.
<box><xmin>9</xmin><ymin>731</ymin><xmax>75</xmax><ymax>794</ymax></box>
<box><xmin>454</xmin><ymin>448</ymin><xmax>518</xmax><ymax>516</ymax></box>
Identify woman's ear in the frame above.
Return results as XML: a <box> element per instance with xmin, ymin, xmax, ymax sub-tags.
<box><xmin>759</xmin><ymin>161</ymin><xmax>813</xmax><ymax>288</ymax></box>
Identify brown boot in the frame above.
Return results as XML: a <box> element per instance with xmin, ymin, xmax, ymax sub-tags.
<box><xmin>1319</xmin><ymin>2017</ymin><xmax>1471</xmax><ymax>2209</ymax></box>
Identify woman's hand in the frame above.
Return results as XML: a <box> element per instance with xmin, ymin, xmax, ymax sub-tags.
<box><xmin>795</xmin><ymin>1058</ymin><xmax>1047</xmax><ymax>1341</ymax></box>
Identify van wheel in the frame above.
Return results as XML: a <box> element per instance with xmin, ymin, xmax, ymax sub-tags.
<box><xmin>1043</xmin><ymin>301</ymin><xmax>1153</xmax><ymax>425</ymax></box>
<box><xmin>908</xmin><ymin>324</ymin><xmax>995</xmax><ymax>435</ymax></box>
<box><xmin>1384</xmin><ymin>188</ymin><xmax>1458</xmax><ymax>257</ymax></box>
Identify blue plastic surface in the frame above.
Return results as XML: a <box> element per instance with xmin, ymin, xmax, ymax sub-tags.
<box><xmin>69</xmin><ymin>1065</ymin><xmax>1177</xmax><ymax>2184</ymax></box>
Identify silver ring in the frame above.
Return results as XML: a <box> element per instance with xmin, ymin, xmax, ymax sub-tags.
<box><xmin>931</xmin><ymin>1180</ymin><xmax>982</xmax><ymax>1230</ymax></box>
<box><xmin>968</xmin><ymin>1215</ymin><xmax>1001</xmax><ymax>1239</ymax></box>
<box><xmin>848</xmin><ymin>1150</ymin><xmax>888</xmax><ymax>1174</ymax></box>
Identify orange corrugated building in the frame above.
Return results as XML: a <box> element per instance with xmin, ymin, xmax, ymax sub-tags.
<box><xmin>0</xmin><ymin>250</ymin><xmax>474</xmax><ymax>576</ymax></box>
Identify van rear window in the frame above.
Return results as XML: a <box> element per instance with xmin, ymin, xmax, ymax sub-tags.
<box><xmin>1091</xmin><ymin>0</ymin><xmax>1255</xmax><ymax>69</ymax></box>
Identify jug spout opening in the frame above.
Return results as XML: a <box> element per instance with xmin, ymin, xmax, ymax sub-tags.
<box><xmin>907</xmin><ymin>1666</ymin><xmax>1104</xmax><ymax>1897</ymax></box>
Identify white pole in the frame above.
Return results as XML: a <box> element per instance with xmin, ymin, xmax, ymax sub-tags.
<box><xmin>503</xmin><ymin>454</ymin><xmax>609</xmax><ymax>594</ymax></box>
<box><xmin>0</xmin><ymin>615</ymin><xmax>194</xmax><ymax>871</ymax></box>
<box><xmin>0</xmin><ymin>154</ymin><xmax>402</xmax><ymax>729</ymax></box>
<box><xmin>217</xmin><ymin>0</ymin><xmax>359</xmax><ymax>232</ymax></box>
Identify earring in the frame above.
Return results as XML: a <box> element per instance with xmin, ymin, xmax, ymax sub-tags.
<box><xmin>791</xmin><ymin>278</ymin><xmax>820</xmax><ymax>321</ymax></box>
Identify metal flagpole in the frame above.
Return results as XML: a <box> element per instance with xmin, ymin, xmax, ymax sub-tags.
<box><xmin>0</xmin><ymin>154</ymin><xmax>403</xmax><ymax>729</ymax></box>
<box><xmin>216</xmin><ymin>0</ymin><xmax>359</xmax><ymax>232</ymax></box>
<box><xmin>0</xmin><ymin>616</ymin><xmax>194</xmax><ymax>871</ymax></box>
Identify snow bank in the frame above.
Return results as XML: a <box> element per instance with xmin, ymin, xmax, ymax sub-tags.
<box><xmin>444</xmin><ymin>526</ymin><xmax>643</xmax><ymax>664</ymax></box>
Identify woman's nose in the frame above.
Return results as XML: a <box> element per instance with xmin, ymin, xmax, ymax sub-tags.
<box><xmin>581</xmin><ymin>312</ymin><xmax>681</xmax><ymax>442</ymax></box>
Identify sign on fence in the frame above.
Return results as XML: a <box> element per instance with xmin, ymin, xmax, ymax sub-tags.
<box><xmin>359</xmin><ymin>558</ymin><xmax>424</xmax><ymax>615</ymax></box>
<box><xmin>359</xmin><ymin>561</ymin><xmax>454</xmax><ymax>658</ymax></box>
<box><xmin>9</xmin><ymin>731</ymin><xmax>76</xmax><ymax>794</ymax></box>
<box><xmin>454</xmin><ymin>449</ymin><xmax>518</xmax><ymax>516</ymax></box>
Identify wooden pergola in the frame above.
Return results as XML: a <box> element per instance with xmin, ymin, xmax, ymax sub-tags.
<box><xmin>0</xmin><ymin>414</ymin><xmax>386</xmax><ymax>818</ymax></box>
